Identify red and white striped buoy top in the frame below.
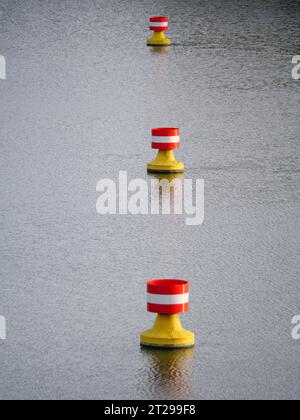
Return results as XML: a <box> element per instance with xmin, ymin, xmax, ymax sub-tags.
<box><xmin>147</xmin><ymin>279</ymin><xmax>189</xmax><ymax>314</ymax></box>
<box><xmin>149</xmin><ymin>16</ymin><xmax>169</xmax><ymax>32</ymax></box>
<box><xmin>152</xmin><ymin>128</ymin><xmax>180</xmax><ymax>150</ymax></box>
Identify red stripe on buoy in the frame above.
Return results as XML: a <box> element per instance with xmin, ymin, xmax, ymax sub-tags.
<box><xmin>150</xmin><ymin>27</ymin><xmax>168</xmax><ymax>32</ymax></box>
<box><xmin>150</xmin><ymin>16</ymin><xmax>168</xmax><ymax>23</ymax></box>
<box><xmin>152</xmin><ymin>128</ymin><xmax>179</xmax><ymax>137</ymax></box>
<box><xmin>147</xmin><ymin>303</ymin><xmax>189</xmax><ymax>314</ymax></box>
<box><xmin>147</xmin><ymin>279</ymin><xmax>189</xmax><ymax>295</ymax></box>
<box><xmin>152</xmin><ymin>142</ymin><xmax>180</xmax><ymax>150</ymax></box>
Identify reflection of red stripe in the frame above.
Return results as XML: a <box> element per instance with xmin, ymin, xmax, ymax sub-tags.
<box><xmin>152</xmin><ymin>142</ymin><xmax>180</xmax><ymax>150</ymax></box>
<box><xmin>148</xmin><ymin>280</ymin><xmax>189</xmax><ymax>295</ymax></box>
<box><xmin>148</xmin><ymin>303</ymin><xmax>189</xmax><ymax>314</ymax></box>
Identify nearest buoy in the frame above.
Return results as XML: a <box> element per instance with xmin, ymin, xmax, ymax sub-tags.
<box><xmin>147</xmin><ymin>128</ymin><xmax>185</xmax><ymax>174</ymax></box>
<box><xmin>140</xmin><ymin>279</ymin><xmax>195</xmax><ymax>349</ymax></box>
<box><xmin>147</xmin><ymin>17</ymin><xmax>172</xmax><ymax>46</ymax></box>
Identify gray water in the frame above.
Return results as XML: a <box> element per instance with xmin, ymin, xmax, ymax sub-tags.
<box><xmin>0</xmin><ymin>0</ymin><xmax>300</xmax><ymax>400</ymax></box>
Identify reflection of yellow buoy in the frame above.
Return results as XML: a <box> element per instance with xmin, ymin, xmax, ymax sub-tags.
<box><xmin>141</xmin><ymin>279</ymin><xmax>195</xmax><ymax>349</ymax></box>
<box><xmin>147</xmin><ymin>128</ymin><xmax>184</xmax><ymax>174</ymax></box>
<box><xmin>140</xmin><ymin>347</ymin><xmax>194</xmax><ymax>397</ymax></box>
<box><xmin>150</xmin><ymin>46</ymin><xmax>169</xmax><ymax>55</ymax></box>
<box><xmin>151</xmin><ymin>172</ymin><xmax>184</xmax><ymax>182</ymax></box>
<box><xmin>147</xmin><ymin>17</ymin><xmax>172</xmax><ymax>46</ymax></box>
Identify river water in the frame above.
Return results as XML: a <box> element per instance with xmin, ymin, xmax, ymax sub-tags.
<box><xmin>0</xmin><ymin>0</ymin><xmax>299</xmax><ymax>400</ymax></box>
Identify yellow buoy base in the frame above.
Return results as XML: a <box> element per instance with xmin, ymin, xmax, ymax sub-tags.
<box><xmin>141</xmin><ymin>314</ymin><xmax>195</xmax><ymax>349</ymax></box>
<box><xmin>147</xmin><ymin>31</ymin><xmax>172</xmax><ymax>46</ymax></box>
<box><xmin>147</xmin><ymin>150</ymin><xmax>184</xmax><ymax>174</ymax></box>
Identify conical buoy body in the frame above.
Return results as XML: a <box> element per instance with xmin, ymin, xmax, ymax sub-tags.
<box><xmin>147</xmin><ymin>17</ymin><xmax>172</xmax><ymax>46</ymax></box>
<box><xmin>147</xmin><ymin>128</ymin><xmax>184</xmax><ymax>173</ymax></box>
<box><xmin>141</xmin><ymin>279</ymin><xmax>195</xmax><ymax>349</ymax></box>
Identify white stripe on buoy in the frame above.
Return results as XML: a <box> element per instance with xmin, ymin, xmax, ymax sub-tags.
<box><xmin>152</xmin><ymin>136</ymin><xmax>180</xmax><ymax>144</ymax></box>
<box><xmin>150</xmin><ymin>22</ymin><xmax>168</xmax><ymax>27</ymax></box>
<box><xmin>147</xmin><ymin>293</ymin><xmax>189</xmax><ymax>305</ymax></box>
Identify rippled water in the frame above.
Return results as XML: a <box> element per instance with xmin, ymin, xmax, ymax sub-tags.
<box><xmin>0</xmin><ymin>0</ymin><xmax>299</xmax><ymax>400</ymax></box>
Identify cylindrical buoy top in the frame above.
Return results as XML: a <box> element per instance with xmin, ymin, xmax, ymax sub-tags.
<box><xmin>149</xmin><ymin>16</ymin><xmax>169</xmax><ymax>32</ymax></box>
<box><xmin>147</xmin><ymin>279</ymin><xmax>189</xmax><ymax>314</ymax></box>
<box><xmin>152</xmin><ymin>128</ymin><xmax>180</xmax><ymax>150</ymax></box>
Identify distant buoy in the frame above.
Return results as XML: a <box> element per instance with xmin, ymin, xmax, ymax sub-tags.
<box><xmin>147</xmin><ymin>128</ymin><xmax>185</xmax><ymax>173</ymax></box>
<box><xmin>147</xmin><ymin>17</ymin><xmax>172</xmax><ymax>46</ymax></box>
<box><xmin>140</xmin><ymin>279</ymin><xmax>195</xmax><ymax>348</ymax></box>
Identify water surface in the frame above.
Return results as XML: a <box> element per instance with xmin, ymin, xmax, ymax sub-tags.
<box><xmin>0</xmin><ymin>0</ymin><xmax>299</xmax><ymax>400</ymax></box>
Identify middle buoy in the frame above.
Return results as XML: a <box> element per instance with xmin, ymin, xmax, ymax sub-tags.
<box><xmin>147</xmin><ymin>128</ymin><xmax>185</xmax><ymax>174</ymax></box>
<box><xmin>141</xmin><ymin>279</ymin><xmax>195</xmax><ymax>349</ymax></box>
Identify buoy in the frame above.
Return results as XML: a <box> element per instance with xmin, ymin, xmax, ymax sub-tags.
<box><xmin>141</xmin><ymin>279</ymin><xmax>195</xmax><ymax>348</ymax></box>
<box><xmin>147</xmin><ymin>17</ymin><xmax>172</xmax><ymax>46</ymax></box>
<box><xmin>147</xmin><ymin>128</ymin><xmax>185</xmax><ymax>174</ymax></box>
